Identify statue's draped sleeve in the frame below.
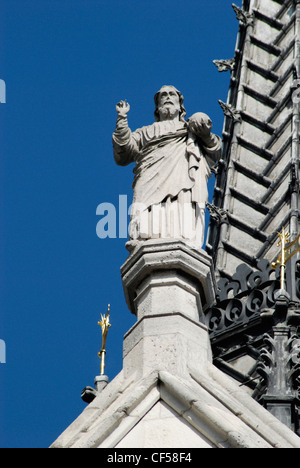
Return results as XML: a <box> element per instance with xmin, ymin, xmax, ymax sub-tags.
<box><xmin>112</xmin><ymin>116</ymin><xmax>141</xmax><ymax>166</ymax></box>
<box><xmin>200</xmin><ymin>134</ymin><xmax>222</xmax><ymax>166</ymax></box>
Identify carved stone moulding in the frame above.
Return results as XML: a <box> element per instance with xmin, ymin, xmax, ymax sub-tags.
<box><xmin>121</xmin><ymin>239</ymin><xmax>217</xmax><ymax>320</ymax></box>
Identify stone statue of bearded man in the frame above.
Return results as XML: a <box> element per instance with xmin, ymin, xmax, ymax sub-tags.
<box><xmin>113</xmin><ymin>85</ymin><xmax>222</xmax><ymax>251</ymax></box>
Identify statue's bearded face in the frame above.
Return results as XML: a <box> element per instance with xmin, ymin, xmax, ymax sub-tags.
<box><xmin>157</xmin><ymin>86</ymin><xmax>181</xmax><ymax>121</ymax></box>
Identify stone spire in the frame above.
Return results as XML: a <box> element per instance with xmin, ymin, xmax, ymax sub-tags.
<box><xmin>207</xmin><ymin>0</ymin><xmax>300</xmax><ymax>279</ymax></box>
<box><xmin>205</xmin><ymin>0</ymin><xmax>300</xmax><ymax>435</ymax></box>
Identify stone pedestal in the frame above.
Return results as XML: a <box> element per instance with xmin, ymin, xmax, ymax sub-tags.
<box><xmin>121</xmin><ymin>239</ymin><xmax>216</xmax><ymax>319</ymax></box>
<box><xmin>120</xmin><ymin>239</ymin><xmax>216</xmax><ymax>378</ymax></box>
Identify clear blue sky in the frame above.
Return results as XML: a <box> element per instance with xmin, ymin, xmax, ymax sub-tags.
<box><xmin>0</xmin><ymin>0</ymin><xmax>238</xmax><ymax>448</ymax></box>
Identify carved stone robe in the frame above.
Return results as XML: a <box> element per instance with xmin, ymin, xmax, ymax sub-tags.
<box><xmin>113</xmin><ymin>116</ymin><xmax>221</xmax><ymax>246</ymax></box>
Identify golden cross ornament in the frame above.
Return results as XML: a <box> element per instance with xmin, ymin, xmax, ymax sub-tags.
<box><xmin>271</xmin><ymin>227</ymin><xmax>300</xmax><ymax>290</ymax></box>
<box><xmin>98</xmin><ymin>304</ymin><xmax>111</xmax><ymax>376</ymax></box>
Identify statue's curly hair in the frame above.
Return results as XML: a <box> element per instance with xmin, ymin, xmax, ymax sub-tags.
<box><xmin>154</xmin><ymin>86</ymin><xmax>186</xmax><ymax>122</ymax></box>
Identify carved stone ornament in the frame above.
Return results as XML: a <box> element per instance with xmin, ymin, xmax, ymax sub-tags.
<box><xmin>205</xmin><ymin>260</ymin><xmax>279</xmax><ymax>337</ymax></box>
<box><xmin>206</xmin><ymin>202</ymin><xmax>228</xmax><ymax>224</ymax></box>
<box><xmin>213</xmin><ymin>59</ymin><xmax>235</xmax><ymax>73</ymax></box>
<box><xmin>218</xmin><ymin>100</ymin><xmax>242</xmax><ymax>123</ymax></box>
<box><xmin>232</xmin><ymin>3</ymin><xmax>254</xmax><ymax>26</ymax></box>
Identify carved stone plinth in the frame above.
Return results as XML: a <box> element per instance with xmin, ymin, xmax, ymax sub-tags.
<box><xmin>121</xmin><ymin>239</ymin><xmax>216</xmax><ymax>319</ymax></box>
<box><xmin>120</xmin><ymin>239</ymin><xmax>216</xmax><ymax>378</ymax></box>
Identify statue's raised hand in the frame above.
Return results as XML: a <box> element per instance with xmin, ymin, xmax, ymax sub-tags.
<box><xmin>116</xmin><ymin>100</ymin><xmax>130</xmax><ymax>118</ymax></box>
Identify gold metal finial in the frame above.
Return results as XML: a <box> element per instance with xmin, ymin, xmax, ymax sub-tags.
<box><xmin>98</xmin><ymin>304</ymin><xmax>111</xmax><ymax>375</ymax></box>
<box><xmin>271</xmin><ymin>227</ymin><xmax>289</xmax><ymax>290</ymax></box>
<box><xmin>271</xmin><ymin>227</ymin><xmax>300</xmax><ymax>290</ymax></box>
